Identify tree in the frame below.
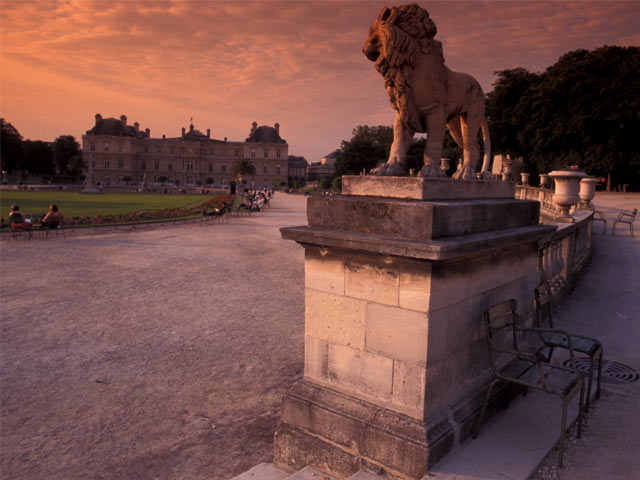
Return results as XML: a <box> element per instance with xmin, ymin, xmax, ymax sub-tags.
<box><xmin>53</xmin><ymin>135</ymin><xmax>81</xmax><ymax>174</ymax></box>
<box><xmin>318</xmin><ymin>178</ymin><xmax>332</xmax><ymax>190</ymax></box>
<box><xmin>22</xmin><ymin>140</ymin><xmax>54</xmax><ymax>176</ymax></box>
<box><xmin>231</xmin><ymin>158</ymin><xmax>256</xmax><ymax>180</ymax></box>
<box><xmin>487</xmin><ymin>46</ymin><xmax>640</xmax><ymax>191</ymax></box>
<box><xmin>1</xmin><ymin>118</ymin><xmax>25</xmax><ymax>173</ymax></box>
<box><xmin>206</xmin><ymin>177</ymin><xmax>214</xmax><ymax>185</ymax></box>
<box><xmin>335</xmin><ymin>125</ymin><xmax>393</xmax><ymax>176</ymax></box>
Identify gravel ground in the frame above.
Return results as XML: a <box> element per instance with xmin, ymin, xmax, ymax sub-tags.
<box><xmin>1</xmin><ymin>193</ymin><xmax>308</xmax><ymax>480</ymax></box>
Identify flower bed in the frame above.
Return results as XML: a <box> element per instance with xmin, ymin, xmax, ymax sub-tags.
<box><xmin>63</xmin><ymin>194</ymin><xmax>235</xmax><ymax>226</ymax></box>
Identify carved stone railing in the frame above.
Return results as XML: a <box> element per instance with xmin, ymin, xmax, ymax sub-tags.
<box><xmin>517</xmin><ymin>185</ymin><xmax>594</xmax><ymax>301</ymax></box>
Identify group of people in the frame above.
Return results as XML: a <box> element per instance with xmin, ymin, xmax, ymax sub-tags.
<box><xmin>8</xmin><ymin>204</ymin><xmax>63</xmax><ymax>230</ymax></box>
<box><xmin>244</xmin><ymin>190</ymin><xmax>270</xmax><ymax>211</ymax></box>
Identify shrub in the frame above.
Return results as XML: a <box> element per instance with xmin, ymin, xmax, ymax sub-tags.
<box><xmin>332</xmin><ymin>177</ymin><xmax>342</xmax><ymax>192</ymax></box>
<box><xmin>318</xmin><ymin>178</ymin><xmax>332</xmax><ymax>190</ymax></box>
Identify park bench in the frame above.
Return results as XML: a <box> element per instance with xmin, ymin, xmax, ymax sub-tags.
<box><xmin>535</xmin><ymin>282</ymin><xmax>603</xmax><ymax>412</ymax></box>
<box><xmin>612</xmin><ymin>207</ymin><xmax>637</xmax><ymax>237</ymax></box>
<box><xmin>473</xmin><ymin>298</ymin><xmax>584</xmax><ymax>468</ymax></box>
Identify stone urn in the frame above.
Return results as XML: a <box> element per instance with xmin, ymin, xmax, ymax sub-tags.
<box><xmin>440</xmin><ymin>158</ymin><xmax>451</xmax><ymax>176</ymax></box>
<box><xmin>549</xmin><ymin>170</ymin><xmax>587</xmax><ymax>222</ymax></box>
<box><xmin>579</xmin><ymin>177</ymin><xmax>599</xmax><ymax>210</ymax></box>
<box><xmin>520</xmin><ymin>172</ymin><xmax>530</xmax><ymax>185</ymax></box>
<box><xmin>539</xmin><ymin>174</ymin><xmax>550</xmax><ymax>189</ymax></box>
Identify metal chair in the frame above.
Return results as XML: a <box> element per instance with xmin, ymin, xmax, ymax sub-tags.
<box><xmin>612</xmin><ymin>208</ymin><xmax>637</xmax><ymax>237</ymax></box>
<box><xmin>473</xmin><ymin>299</ymin><xmax>584</xmax><ymax>468</ymax></box>
<box><xmin>592</xmin><ymin>210</ymin><xmax>607</xmax><ymax>234</ymax></box>
<box><xmin>535</xmin><ymin>282</ymin><xmax>603</xmax><ymax>412</ymax></box>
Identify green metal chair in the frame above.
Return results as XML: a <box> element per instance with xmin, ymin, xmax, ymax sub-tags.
<box><xmin>612</xmin><ymin>207</ymin><xmax>637</xmax><ymax>237</ymax></box>
<box><xmin>535</xmin><ymin>282</ymin><xmax>603</xmax><ymax>412</ymax></box>
<box><xmin>473</xmin><ymin>299</ymin><xmax>584</xmax><ymax>468</ymax></box>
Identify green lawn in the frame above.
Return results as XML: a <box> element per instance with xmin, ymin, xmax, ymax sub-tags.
<box><xmin>0</xmin><ymin>191</ymin><xmax>215</xmax><ymax>218</ymax></box>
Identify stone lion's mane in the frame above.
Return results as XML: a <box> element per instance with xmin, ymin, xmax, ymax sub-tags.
<box><xmin>373</xmin><ymin>4</ymin><xmax>445</xmax><ymax>131</ymax></box>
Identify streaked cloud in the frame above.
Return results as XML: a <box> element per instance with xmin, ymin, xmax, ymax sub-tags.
<box><xmin>1</xmin><ymin>1</ymin><xmax>638</xmax><ymax>161</ymax></box>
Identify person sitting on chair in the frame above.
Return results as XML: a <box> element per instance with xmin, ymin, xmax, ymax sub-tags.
<box><xmin>9</xmin><ymin>204</ymin><xmax>30</xmax><ymax>229</ymax></box>
<box><xmin>41</xmin><ymin>204</ymin><xmax>63</xmax><ymax>228</ymax></box>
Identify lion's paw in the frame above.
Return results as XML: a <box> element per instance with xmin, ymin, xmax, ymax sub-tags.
<box><xmin>371</xmin><ymin>161</ymin><xmax>406</xmax><ymax>176</ymax></box>
<box><xmin>452</xmin><ymin>165</ymin><xmax>475</xmax><ymax>180</ymax></box>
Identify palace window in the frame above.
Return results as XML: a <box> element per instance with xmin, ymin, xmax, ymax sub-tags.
<box><xmin>221</xmin><ymin>165</ymin><xmax>226</xmax><ymax>173</ymax></box>
<box><xmin>118</xmin><ymin>159</ymin><xmax>124</xmax><ymax>169</ymax></box>
<box><xmin>276</xmin><ymin>150</ymin><xmax>281</xmax><ymax>158</ymax></box>
<box><xmin>235</xmin><ymin>150</ymin><xmax>240</xmax><ymax>157</ymax></box>
<box><xmin>144</xmin><ymin>145</ymin><xmax>149</xmax><ymax>153</ymax></box>
<box><xmin>141</xmin><ymin>160</ymin><xmax>146</xmax><ymax>169</ymax></box>
<box><xmin>119</xmin><ymin>144</ymin><xmax>123</xmax><ymax>153</ymax></box>
<box><xmin>168</xmin><ymin>162</ymin><xmax>173</xmax><ymax>170</ymax></box>
<box><xmin>263</xmin><ymin>166</ymin><xmax>268</xmax><ymax>174</ymax></box>
<box><xmin>171</xmin><ymin>147</ymin><xmax>176</xmax><ymax>154</ymax></box>
<box><xmin>264</xmin><ymin>150</ymin><xmax>268</xmax><ymax>158</ymax></box>
<box><xmin>104</xmin><ymin>159</ymin><xmax>109</xmax><ymax>168</ymax></box>
<box><xmin>90</xmin><ymin>143</ymin><xmax>95</xmax><ymax>152</ymax></box>
<box><xmin>157</xmin><ymin>146</ymin><xmax>162</xmax><ymax>153</ymax></box>
<box><xmin>187</xmin><ymin>163</ymin><xmax>193</xmax><ymax>171</ymax></box>
<box><xmin>154</xmin><ymin>160</ymin><xmax>159</xmax><ymax>170</ymax></box>
<box><xmin>276</xmin><ymin>166</ymin><xmax>281</xmax><ymax>174</ymax></box>
<box><xmin>208</xmin><ymin>163</ymin><xmax>213</xmax><ymax>172</ymax></box>
<box><xmin>104</xmin><ymin>142</ymin><xmax>110</xmax><ymax>152</ymax></box>
<box><xmin>251</xmin><ymin>150</ymin><xmax>256</xmax><ymax>158</ymax></box>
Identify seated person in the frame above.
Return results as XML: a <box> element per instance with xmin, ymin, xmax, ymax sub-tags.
<box><xmin>9</xmin><ymin>204</ymin><xmax>29</xmax><ymax>229</ymax></box>
<box><xmin>41</xmin><ymin>204</ymin><xmax>63</xmax><ymax>228</ymax></box>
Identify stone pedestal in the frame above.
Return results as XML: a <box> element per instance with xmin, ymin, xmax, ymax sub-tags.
<box><xmin>275</xmin><ymin>176</ymin><xmax>555</xmax><ymax>479</ymax></box>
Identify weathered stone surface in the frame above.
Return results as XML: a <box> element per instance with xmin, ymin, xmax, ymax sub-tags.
<box><xmin>365</xmin><ymin>303</ymin><xmax>427</xmax><ymax>364</ymax></box>
<box><xmin>307</xmin><ymin>195</ymin><xmax>540</xmax><ymax>240</ymax></box>
<box><xmin>303</xmin><ymin>336</ymin><xmax>328</xmax><ymax>382</ymax></box>
<box><xmin>392</xmin><ymin>360</ymin><xmax>426</xmax><ymax>414</ymax></box>
<box><xmin>305</xmin><ymin>289</ymin><xmax>366</xmax><ymax>349</ymax></box>
<box><xmin>345</xmin><ymin>257</ymin><xmax>399</xmax><ymax>306</ymax></box>
<box><xmin>342</xmin><ymin>176</ymin><xmax>515</xmax><ymax>200</ymax></box>
<box><xmin>327</xmin><ymin>344</ymin><xmax>394</xmax><ymax>401</ymax></box>
<box><xmin>275</xmin><ymin>381</ymin><xmax>455</xmax><ymax>479</ymax></box>
<box><xmin>305</xmin><ymin>248</ymin><xmax>345</xmax><ymax>295</ymax></box>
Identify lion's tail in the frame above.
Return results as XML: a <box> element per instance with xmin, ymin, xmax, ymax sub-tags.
<box><xmin>480</xmin><ymin>117</ymin><xmax>491</xmax><ymax>174</ymax></box>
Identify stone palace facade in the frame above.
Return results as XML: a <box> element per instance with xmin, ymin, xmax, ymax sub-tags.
<box><xmin>82</xmin><ymin>114</ymin><xmax>288</xmax><ymax>189</ymax></box>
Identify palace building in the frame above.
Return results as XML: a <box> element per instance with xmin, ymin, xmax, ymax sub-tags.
<box><xmin>82</xmin><ymin>114</ymin><xmax>288</xmax><ymax>189</ymax></box>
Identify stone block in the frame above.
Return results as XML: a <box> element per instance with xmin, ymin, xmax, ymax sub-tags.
<box><xmin>392</xmin><ymin>360</ymin><xmax>426</xmax><ymax>416</ymax></box>
<box><xmin>305</xmin><ymin>248</ymin><xmax>345</xmax><ymax>295</ymax></box>
<box><xmin>365</xmin><ymin>303</ymin><xmax>427</xmax><ymax>364</ymax></box>
<box><xmin>445</xmin><ymin>299</ymin><xmax>481</xmax><ymax>355</ymax></box>
<box><xmin>345</xmin><ymin>257</ymin><xmax>399</xmax><ymax>306</ymax></box>
<box><xmin>327</xmin><ymin>344</ymin><xmax>394</xmax><ymax>401</ymax></box>
<box><xmin>467</xmin><ymin>249</ymin><xmax>519</xmax><ymax>297</ymax></box>
<box><xmin>428</xmin><ymin>260</ymin><xmax>470</xmax><ymax>311</ymax></box>
<box><xmin>305</xmin><ymin>289</ymin><xmax>366</xmax><ymax>349</ymax></box>
<box><xmin>307</xmin><ymin>195</ymin><xmax>541</xmax><ymax>240</ymax></box>
<box><xmin>341</xmin><ymin>175</ymin><xmax>515</xmax><ymax>200</ymax></box>
<box><xmin>426</xmin><ymin>307</ymin><xmax>448</xmax><ymax>364</ymax></box>
<box><xmin>399</xmin><ymin>263</ymin><xmax>431</xmax><ymax>312</ymax></box>
<box><xmin>304</xmin><ymin>336</ymin><xmax>328</xmax><ymax>382</ymax></box>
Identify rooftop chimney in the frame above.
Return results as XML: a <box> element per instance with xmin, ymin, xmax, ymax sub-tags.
<box><xmin>224</xmin><ymin>137</ymin><xmax>227</xmax><ymax>142</ymax></box>
<box><xmin>274</xmin><ymin>122</ymin><xmax>280</xmax><ymax>136</ymax></box>
<box><xmin>182</xmin><ymin>127</ymin><xmax>186</xmax><ymax>138</ymax></box>
<box><xmin>95</xmin><ymin>113</ymin><xmax>102</xmax><ymax>125</ymax></box>
<box><xmin>162</xmin><ymin>134</ymin><xmax>166</xmax><ymax>140</ymax></box>
<box><xmin>145</xmin><ymin>128</ymin><xmax>150</xmax><ymax>137</ymax></box>
<box><xmin>120</xmin><ymin>115</ymin><xmax>127</xmax><ymax>127</ymax></box>
<box><xmin>207</xmin><ymin>128</ymin><xmax>211</xmax><ymax>139</ymax></box>
<box><xmin>189</xmin><ymin>124</ymin><xmax>194</xmax><ymax>132</ymax></box>
<box><xmin>251</xmin><ymin>121</ymin><xmax>257</xmax><ymax>134</ymax></box>
<box><xmin>134</xmin><ymin>122</ymin><xmax>139</xmax><ymax>132</ymax></box>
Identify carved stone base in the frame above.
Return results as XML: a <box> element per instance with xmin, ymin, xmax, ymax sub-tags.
<box><xmin>274</xmin><ymin>380</ymin><xmax>518</xmax><ymax>479</ymax></box>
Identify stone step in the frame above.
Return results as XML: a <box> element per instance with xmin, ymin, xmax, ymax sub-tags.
<box><xmin>287</xmin><ymin>466</ymin><xmax>339</xmax><ymax>480</ymax></box>
<box><xmin>230</xmin><ymin>463</ymin><xmax>289</xmax><ymax>480</ymax></box>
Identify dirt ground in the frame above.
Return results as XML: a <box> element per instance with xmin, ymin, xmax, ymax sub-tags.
<box><xmin>1</xmin><ymin>194</ymin><xmax>308</xmax><ymax>480</ymax></box>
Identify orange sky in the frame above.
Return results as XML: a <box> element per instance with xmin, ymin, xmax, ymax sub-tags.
<box><xmin>1</xmin><ymin>1</ymin><xmax>639</xmax><ymax>162</ymax></box>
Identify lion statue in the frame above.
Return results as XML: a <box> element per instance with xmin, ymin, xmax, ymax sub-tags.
<box><xmin>363</xmin><ymin>3</ymin><xmax>491</xmax><ymax>180</ymax></box>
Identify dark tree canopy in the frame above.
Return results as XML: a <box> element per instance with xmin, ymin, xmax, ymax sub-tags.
<box><xmin>231</xmin><ymin>157</ymin><xmax>256</xmax><ymax>178</ymax></box>
<box><xmin>1</xmin><ymin>118</ymin><xmax>25</xmax><ymax>173</ymax></box>
<box><xmin>23</xmin><ymin>140</ymin><xmax>55</xmax><ymax>176</ymax></box>
<box><xmin>53</xmin><ymin>135</ymin><xmax>81</xmax><ymax>175</ymax></box>
<box><xmin>487</xmin><ymin>46</ymin><xmax>640</xmax><ymax>190</ymax></box>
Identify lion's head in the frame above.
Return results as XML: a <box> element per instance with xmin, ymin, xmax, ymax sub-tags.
<box><xmin>363</xmin><ymin>4</ymin><xmax>445</xmax><ymax>131</ymax></box>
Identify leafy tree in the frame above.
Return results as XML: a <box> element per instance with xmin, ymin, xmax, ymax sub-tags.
<box><xmin>487</xmin><ymin>46</ymin><xmax>640</xmax><ymax>190</ymax></box>
<box><xmin>335</xmin><ymin>125</ymin><xmax>393</xmax><ymax>176</ymax></box>
<box><xmin>332</xmin><ymin>176</ymin><xmax>342</xmax><ymax>191</ymax></box>
<box><xmin>318</xmin><ymin>178</ymin><xmax>332</xmax><ymax>190</ymax></box>
<box><xmin>1</xmin><ymin>118</ymin><xmax>25</xmax><ymax>173</ymax></box>
<box><xmin>22</xmin><ymin>140</ymin><xmax>54</xmax><ymax>176</ymax></box>
<box><xmin>53</xmin><ymin>135</ymin><xmax>81</xmax><ymax>174</ymax></box>
<box><xmin>231</xmin><ymin>158</ymin><xmax>256</xmax><ymax>180</ymax></box>
<box><xmin>206</xmin><ymin>177</ymin><xmax>214</xmax><ymax>185</ymax></box>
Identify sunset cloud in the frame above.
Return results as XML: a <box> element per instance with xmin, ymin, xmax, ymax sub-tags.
<box><xmin>2</xmin><ymin>1</ymin><xmax>638</xmax><ymax>161</ymax></box>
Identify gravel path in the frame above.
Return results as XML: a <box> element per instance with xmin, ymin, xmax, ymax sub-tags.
<box><xmin>1</xmin><ymin>193</ymin><xmax>308</xmax><ymax>480</ymax></box>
